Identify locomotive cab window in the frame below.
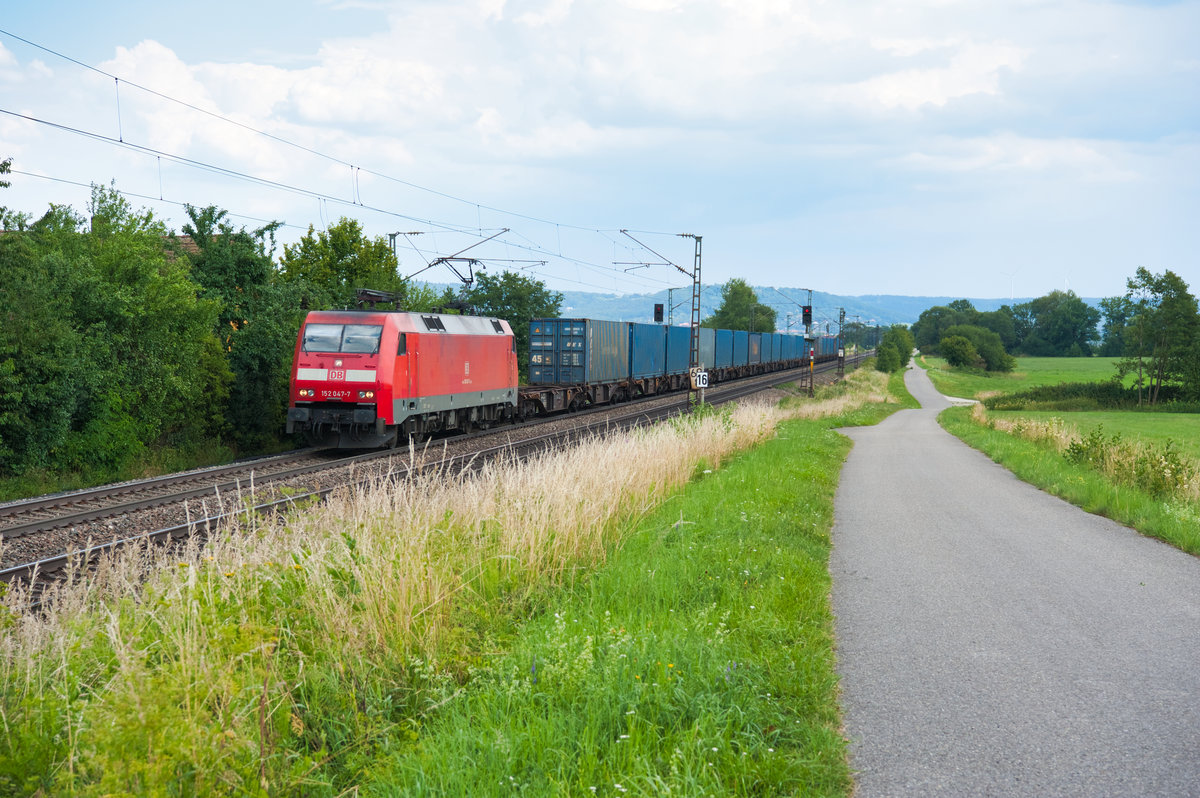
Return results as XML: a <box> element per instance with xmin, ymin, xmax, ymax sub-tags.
<box><xmin>341</xmin><ymin>325</ymin><xmax>382</xmax><ymax>353</ymax></box>
<box><xmin>302</xmin><ymin>323</ymin><xmax>383</xmax><ymax>354</ymax></box>
<box><xmin>397</xmin><ymin>333</ymin><xmax>407</xmax><ymax>355</ymax></box>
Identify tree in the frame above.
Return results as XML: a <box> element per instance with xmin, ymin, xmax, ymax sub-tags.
<box><xmin>701</xmin><ymin>279</ymin><xmax>776</xmax><ymax>332</ymax></box>
<box><xmin>1012</xmin><ymin>290</ymin><xmax>1100</xmax><ymax>356</ymax></box>
<box><xmin>0</xmin><ymin>232</ymin><xmax>81</xmax><ymax>474</ymax></box>
<box><xmin>877</xmin><ymin>325</ymin><xmax>915</xmax><ymax>371</ymax></box>
<box><xmin>940</xmin><ymin>335</ymin><xmax>980</xmax><ymax>368</ymax></box>
<box><xmin>1097</xmin><ymin>295</ymin><xmax>1134</xmax><ymax>357</ymax></box>
<box><xmin>942</xmin><ymin>324</ymin><xmax>1015</xmax><ymax>371</ymax></box>
<box><xmin>875</xmin><ymin>344</ymin><xmax>901</xmax><ymax>373</ymax></box>
<box><xmin>181</xmin><ymin>204</ymin><xmax>304</xmax><ymax>450</ymax></box>
<box><xmin>277</xmin><ymin>218</ymin><xmax>401</xmax><ymax>305</ymax></box>
<box><xmin>977</xmin><ymin>309</ymin><xmax>1018</xmax><ymax>351</ymax></box>
<box><xmin>911</xmin><ymin>301</ymin><xmax>978</xmax><ymax>352</ymax></box>
<box><xmin>464</xmin><ymin>270</ymin><xmax>563</xmax><ymax>374</ymax></box>
<box><xmin>1117</xmin><ymin>268</ymin><xmax>1199</xmax><ymax>405</ymax></box>
<box><xmin>81</xmin><ymin>185</ymin><xmax>228</xmax><ymax>453</ymax></box>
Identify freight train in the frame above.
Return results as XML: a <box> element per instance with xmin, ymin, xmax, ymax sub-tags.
<box><xmin>287</xmin><ymin>309</ymin><xmax>843</xmax><ymax>448</ymax></box>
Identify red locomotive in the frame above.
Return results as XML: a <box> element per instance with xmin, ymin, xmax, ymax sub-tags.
<box><xmin>286</xmin><ymin>305</ymin><xmax>519</xmax><ymax>448</ymax></box>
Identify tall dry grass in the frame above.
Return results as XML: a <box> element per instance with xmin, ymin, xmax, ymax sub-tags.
<box><xmin>0</xmin><ymin>368</ymin><xmax>895</xmax><ymax>794</ymax></box>
<box><xmin>970</xmin><ymin>403</ymin><xmax>1200</xmax><ymax>503</ymax></box>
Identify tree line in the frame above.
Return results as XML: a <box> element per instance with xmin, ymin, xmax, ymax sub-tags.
<box><xmin>0</xmin><ymin>177</ymin><xmax>560</xmax><ymax>481</ymax></box>
<box><xmin>909</xmin><ymin>270</ymin><xmax>1200</xmax><ymax>403</ymax></box>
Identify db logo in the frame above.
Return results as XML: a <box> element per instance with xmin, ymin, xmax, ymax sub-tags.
<box><xmin>329</xmin><ymin>369</ymin><xmax>347</xmax><ymax>381</ymax></box>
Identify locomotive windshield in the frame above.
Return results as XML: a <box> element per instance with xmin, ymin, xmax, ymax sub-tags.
<box><xmin>302</xmin><ymin>323</ymin><xmax>383</xmax><ymax>354</ymax></box>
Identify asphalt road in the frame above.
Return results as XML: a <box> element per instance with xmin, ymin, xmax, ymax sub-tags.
<box><xmin>831</xmin><ymin>364</ymin><xmax>1200</xmax><ymax>797</ymax></box>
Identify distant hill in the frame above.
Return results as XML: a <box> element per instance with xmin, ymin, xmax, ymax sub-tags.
<box><xmin>416</xmin><ymin>282</ymin><xmax>1099</xmax><ymax>330</ymax></box>
<box><xmin>556</xmin><ymin>289</ymin><xmax>1075</xmax><ymax>330</ymax></box>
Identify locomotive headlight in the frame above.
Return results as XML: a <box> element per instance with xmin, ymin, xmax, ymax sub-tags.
<box><xmin>358</xmin><ymin>390</ymin><xmax>375</xmax><ymax>399</ymax></box>
<box><xmin>298</xmin><ymin>388</ymin><xmax>315</xmax><ymax>398</ymax></box>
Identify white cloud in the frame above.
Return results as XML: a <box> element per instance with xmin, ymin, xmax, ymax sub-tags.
<box><xmin>516</xmin><ymin>0</ymin><xmax>575</xmax><ymax>27</ymax></box>
<box><xmin>897</xmin><ymin>134</ymin><xmax>1139</xmax><ymax>183</ymax></box>
<box><xmin>2</xmin><ymin>0</ymin><xmax>1196</xmax><ymax>298</ymax></box>
<box><xmin>844</xmin><ymin>40</ymin><xmax>1026</xmax><ymax>110</ymax></box>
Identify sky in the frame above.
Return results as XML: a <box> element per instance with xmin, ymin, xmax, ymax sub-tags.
<box><xmin>1</xmin><ymin>0</ymin><xmax>1197</xmax><ymax>300</ymax></box>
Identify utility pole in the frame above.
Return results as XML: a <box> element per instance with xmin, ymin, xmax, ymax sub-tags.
<box><xmin>805</xmin><ymin>288</ymin><xmax>815</xmax><ymax>397</ymax></box>
<box><xmin>837</xmin><ymin>307</ymin><xmax>846</xmax><ymax>378</ymax></box>
<box><xmin>682</xmin><ymin>234</ymin><xmax>704</xmax><ymax>407</ymax></box>
<box><xmin>621</xmin><ymin>231</ymin><xmax>705</xmax><ymax>408</ymax></box>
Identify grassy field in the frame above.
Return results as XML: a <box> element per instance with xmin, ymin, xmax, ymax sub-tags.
<box><xmin>920</xmin><ymin>355</ymin><xmax>1124</xmax><ymax>400</ymax></box>
<box><xmin>0</xmin><ymin>367</ymin><xmax>912</xmax><ymax>796</ymax></box>
<box><xmin>990</xmin><ymin>410</ymin><xmax>1200</xmax><ymax>461</ymax></box>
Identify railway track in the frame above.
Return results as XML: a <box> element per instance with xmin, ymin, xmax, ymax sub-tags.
<box><xmin>0</xmin><ymin>358</ymin><xmax>854</xmax><ymax>592</ymax></box>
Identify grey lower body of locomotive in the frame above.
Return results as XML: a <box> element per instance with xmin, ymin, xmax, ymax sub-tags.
<box><xmin>288</xmin><ymin>388</ymin><xmax>518</xmax><ymax>448</ymax></box>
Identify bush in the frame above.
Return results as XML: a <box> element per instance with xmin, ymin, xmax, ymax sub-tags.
<box><xmin>942</xmin><ymin>324</ymin><xmax>1015</xmax><ymax>372</ymax></box>
<box><xmin>876</xmin><ymin>344</ymin><xmax>901</xmax><ymax>373</ymax></box>
<box><xmin>879</xmin><ymin>325</ymin><xmax>915</xmax><ymax>370</ymax></box>
<box><xmin>941</xmin><ymin>335</ymin><xmax>979</xmax><ymax>368</ymax></box>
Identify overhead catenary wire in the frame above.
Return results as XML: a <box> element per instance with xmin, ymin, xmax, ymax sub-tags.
<box><xmin>0</xmin><ymin>28</ymin><xmax>693</xmax><ymax>293</ymax></box>
<box><xmin>0</xmin><ymin>27</ymin><xmax>625</xmax><ymax>236</ymax></box>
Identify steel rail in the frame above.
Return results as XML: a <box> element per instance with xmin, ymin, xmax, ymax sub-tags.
<box><xmin>1</xmin><ymin>356</ymin><xmax>857</xmax><ymax>589</ymax></box>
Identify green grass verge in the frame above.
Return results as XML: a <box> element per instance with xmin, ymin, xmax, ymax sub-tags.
<box><xmin>940</xmin><ymin>406</ymin><xmax>1200</xmax><ymax>556</ymax></box>
<box><xmin>921</xmin><ymin>356</ymin><xmax>1124</xmax><ymax>400</ymax></box>
<box><xmin>369</xmin><ymin>416</ymin><xmax>861</xmax><ymax>796</ymax></box>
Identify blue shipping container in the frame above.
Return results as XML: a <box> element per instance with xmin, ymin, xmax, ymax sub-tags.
<box><xmin>528</xmin><ymin>319</ymin><xmax>629</xmax><ymax>384</ymax></box>
<box><xmin>629</xmin><ymin>323</ymin><xmax>666</xmax><ymax>379</ymax></box>
<box><xmin>529</xmin><ymin>319</ymin><xmax>557</xmax><ymax>383</ymax></box>
<box><xmin>715</xmin><ymin>329</ymin><xmax>733</xmax><ymax>368</ymax></box>
<box><xmin>732</xmin><ymin>330</ymin><xmax>749</xmax><ymax>367</ymax></box>
<box><xmin>667</xmin><ymin>326</ymin><xmax>694</xmax><ymax>375</ymax></box>
<box><xmin>784</xmin><ymin>334</ymin><xmax>799</xmax><ymax>361</ymax></box>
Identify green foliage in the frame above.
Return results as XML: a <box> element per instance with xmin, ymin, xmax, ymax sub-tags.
<box><xmin>1058</xmin><ymin>426</ymin><xmax>1192</xmax><ymax>499</ymax></box>
<box><xmin>1014</xmin><ymin>290</ymin><xmax>1101</xmax><ymax>356</ymax></box>
<box><xmin>878</xmin><ymin>325</ymin><xmax>914</xmax><ymax>371</ymax></box>
<box><xmin>0</xmin><ymin>186</ymin><xmax>243</xmax><ymax>479</ymax></box>
<box><xmin>1116</xmin><ymin>267</ymin><xmax>1199</xmax><ymax>405</ymax></box>
<box><xmin>875</xmin><ymin>344</ymin><xmax>901</xmax><ymax>373</ymax></box>
<box><xmin>914</xmin><ymin>293</ymin><xmax>1100</xmax><ymax>357</ymax></box>
<box><xmin>940</xmin><ymin>335</ymin><xmax>979</xmax><ymax>368</ymax></box>
<box><xmin>278</xmin><ymin>217</ymin><xmax>401</xmax><ymax>306</ymax></box>
<box><xmin>701</xmin><ymin>278</ymin><xmax>777</xmax><ymax>333</ymax></box>
<box><xmin>0</xmin><ymin>237</ymin><xmax>80</xmax><ymax>474</ymax></box>
<box><xmin>978</xmin><ymin>381</ymin><xmax>1200</xmax><ymax>412</ymax></box>
<box><xmin>1097</xmin><ymin>295</ymin><xmax>1133</xmax><ymax>357</ymax></box>
<box><xmin>941</xmin><ymin>324</ymin><xmax>1015</xmax><ymax>371</ymax></box>
<box><xmin>464</xmin><ymin>270</ymin><xmax>563</xmax><ymax>373</ymax></box>
<box><xmin>180</xmin><ymin>204</ymin><xmax>305</xmax><ymax>451</ymax></box>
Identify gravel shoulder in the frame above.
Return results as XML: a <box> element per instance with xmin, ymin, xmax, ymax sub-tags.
<box><xmin>830</xmin><ymin>364</ymin><xmax>1200</xmax><ymax>797</ymax></box>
